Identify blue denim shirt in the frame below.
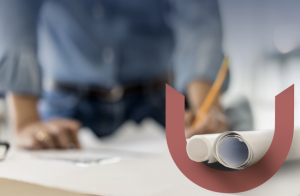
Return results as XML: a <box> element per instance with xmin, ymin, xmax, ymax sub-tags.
<box><xmin>0</xmin><ymin>0</ymin><xmax>228</xmax><ymax>96</ymax></box>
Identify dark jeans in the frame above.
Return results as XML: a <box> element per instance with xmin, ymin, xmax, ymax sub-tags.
<box><xmin>38</xmin><ymin>87</ymin><xmax>166</xmax><ymax>138</ymax></box>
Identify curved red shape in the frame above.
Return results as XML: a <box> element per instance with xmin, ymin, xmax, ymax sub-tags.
<box><xmin>166</xmin><ymin>84</ymin><xmax>294</xmax><ymax>193</ymax></box>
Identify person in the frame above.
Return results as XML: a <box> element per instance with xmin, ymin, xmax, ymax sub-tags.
<box><xmin>0</xmin><ymin>0</ymin><xmax>229</xmax><ymax>150</ymax></box>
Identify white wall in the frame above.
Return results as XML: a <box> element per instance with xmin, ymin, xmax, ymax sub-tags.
<box><xmin>219</xmin><ymin>0</ymin><xmax>300</xmax><ymax>130</ymax></box>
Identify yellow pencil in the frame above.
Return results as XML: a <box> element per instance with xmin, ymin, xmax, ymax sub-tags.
<box><xmin>191</xmin><ymin>56</ymin><xmax>229</xmax><ymax>129</ymax></box>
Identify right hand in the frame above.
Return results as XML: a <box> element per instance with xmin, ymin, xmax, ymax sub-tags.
<box><xmin>16</xmin><ymin>118</ymin><xmax>81</xmax><ymax>150</ymax></box>
<box><xmin>185</xmin><ymin>106</ymin><xmax>228</xmax><ymax>138</ymax></box>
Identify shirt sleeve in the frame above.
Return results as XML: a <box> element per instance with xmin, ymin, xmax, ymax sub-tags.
<box><xmin>168</xmin><ymin>0</ymin><xmax>229</xmax><ymax>93</ymax></box>
<box><xmin>0</xmin><ymin>0</ymin><xmax>43</xmax><ymax>96</ymax></box>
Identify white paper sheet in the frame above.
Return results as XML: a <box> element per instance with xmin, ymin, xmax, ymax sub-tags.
<box><xmin>0</xmin><ymin>120</ymin><xmax>300</xmax><ymax>195</ymax></box>
<box><xmin>187</xmin><ymin>130</ymin><xmax>300</xmax><ymax>170</ymax></box>
<box><xmin>0</xmin><ymin>120</ymin><xmax>240</xmax><ymax>196</ymax></box>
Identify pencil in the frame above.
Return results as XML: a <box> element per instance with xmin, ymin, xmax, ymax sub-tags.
<box><xmin>191</xmin><ymin>56</ymin><xmax>229</xmax><ymax>129</ymax></box>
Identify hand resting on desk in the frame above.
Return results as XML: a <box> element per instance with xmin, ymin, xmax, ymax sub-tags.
<box><xmin>7</xmin><ymin>93</ymin><xmax>81</xmax><ymax>150</ymax></box>
<box><xmin>16</xmin><ymin>118</ymin><xmax>81</xmax><ymax>150</ymax></box>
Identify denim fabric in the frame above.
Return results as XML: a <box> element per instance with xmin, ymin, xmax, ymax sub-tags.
<box><xmin>38</xmin><ymin>87</ymin><xmax>166</xmax><ymax>137</ymax></box>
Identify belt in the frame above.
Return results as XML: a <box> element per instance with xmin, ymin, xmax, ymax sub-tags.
<box><xmin>44</xmin><ymin>79</ymin><xmax>168</xmax><ymax>102</ymax></box>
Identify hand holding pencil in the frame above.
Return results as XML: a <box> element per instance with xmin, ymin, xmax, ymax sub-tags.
<box><xmin>185</xmin><ymin>105</ymin><xmax>227</xmax><ymax>138</ymax></box>
<box><xmin>185</xmin><ymin>57</ymin><xmax>229</xmax><ymax>138</ymax></box>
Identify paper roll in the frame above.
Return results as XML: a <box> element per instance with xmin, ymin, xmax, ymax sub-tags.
<box><xmin>187</xmin><ymin>130</ymin><xmax>300</xmax><ymax>170</ymax></box>
<box><xmin>186</xmin><ymin>134</ymin><xmax>219</xmax><ymax>163</ymax></box>
<box><xmin>213</xmin><ymin>130</ymin><xmax>273</xmax><ymax>169</ymax></box>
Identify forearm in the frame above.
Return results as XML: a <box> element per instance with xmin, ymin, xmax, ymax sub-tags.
<box><xmin>6</xmin><ymin>93</ymin><xmax>40</xmax><ymax>132</ymax></box>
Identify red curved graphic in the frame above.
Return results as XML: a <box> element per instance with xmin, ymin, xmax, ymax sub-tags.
<box><xmin>166</xmin><ymin>84</ymin><xmax>294</xmax><ymax>193</ymax></box>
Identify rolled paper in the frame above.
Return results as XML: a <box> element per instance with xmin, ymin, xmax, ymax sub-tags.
<box><xmin>187</xmin><ymin>130</ymin><xmax>300</xmax><ymax>170</ymax></box>
<box><xmin>213</xmin><ymin>130</ymin><xmax>273</xmax><ymax>170</ymax></box>
<box><xmin>186</xmin><ymin>134</ymin><xmax>219</xmax><ymax>163</ymax></box>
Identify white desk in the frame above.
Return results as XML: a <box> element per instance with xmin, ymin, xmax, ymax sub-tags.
<box><xmin>0</xmin><ymin>120</ymin><xmax>299</xmax><ymax>196</ymax></box>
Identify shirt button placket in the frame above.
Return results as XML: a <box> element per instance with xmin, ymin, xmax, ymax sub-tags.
<box><xmin>93</xmin><ymin>4</ymin><xmax>104</xmax><ymax>20</ymax></box>
<box><xmin>102</xmin><ymin>46</ymin><xmax>115</xmax><ymax>63</ymax></box>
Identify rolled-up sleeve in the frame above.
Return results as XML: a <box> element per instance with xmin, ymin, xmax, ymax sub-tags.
<box><xmin>168</xmin><ymin>0</ymin><xmax>229</xmax><ymax>93</ymax></box>
<box><xmin>0</xmin><ymin>0</ymin><xmax>42</xmax><ymax>96</ymax></box>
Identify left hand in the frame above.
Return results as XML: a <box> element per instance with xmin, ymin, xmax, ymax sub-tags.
<box><xmin>16</xmin><ymin>118</ymin><xmax>81</xmax><ymax>150</ymax></box>
<box><xmin>185</xmin><ymin>106</ymin><xmax>228</xmax><ymax>138</ymax></box>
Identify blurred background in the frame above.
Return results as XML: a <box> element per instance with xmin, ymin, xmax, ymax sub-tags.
<box><xmin>0</xmin><ymin>0</ymin><xmax>300</xmax><ymax>141</ymax></box>
<box><xmin>220</xmin><ymin>0</ymin><xmax>300</xmax><ymax>130</ymax></box>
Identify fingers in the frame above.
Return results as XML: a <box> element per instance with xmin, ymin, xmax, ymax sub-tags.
<box><xmin>49</xmin><ymin>119</ymin><xmax>81</xmax><ymax>149</ymax></box>
<box><xmin>61</xmin><ymin>119</ymin><xmax>81</xmax><ymax>148</ymax></box>
<box><xmin>185</xmin><ymin>107</ymin><xmax>228</xmax><ymax>138</ymax></box>
<box><xmin>185</xmin><ymin>110</ymin><xmax>209</xmax><ymax>138</ymax></box>
<box><xmin>46</xmin><ymin>119</ymin><xmax>81</xmax><ymax>149</ymax></box>
<box><xmin>45</xmin><ymin>124</ymin><xmax>75</xmax><ymax>149</ymax></box>
<box><xmin>59</xmin><ymin>119</ymin><xmax>81</xmax><ymax>148</ymax></box>
<box><xmin>31</xmin><ymin>120</ymin><xmax>81</xmax><ymax>150</ymax></box>
<box><xmin>41</xmin><ymin>135</ymin><xmax>56</xmax><ymax>149</ymax></box>
<box><xmin>68</xmin><ymin>129</ymin><xmax>81</xmax><ymax>149</ymax></box>
<box><xmin>51</xmin><ymin>118</ymin><xmax>81</xmax><ymax>132</ymax></box>
<box><xmin>185</xmin><ymin>115</ymin><xmax>209</xmax><ymax>138</ymax></box>
<box><xmin>16</xmin><ymin>118</ymin><xmax>81</xmax><ymax>150</ymax></box>
<box><xmin>32</xmin><ymin>141</ymin><xmax>44</xmax><ymax>150</ymax></box>
<box><xmin>55</xmin><ymin>128</ymin><xmax>71</xmax><ymax>149</ymax></box>
<box><xmin>185</xmin><ymin>110</ymin><xmax>194</xmax><ymax>127</ymax></box>
<box><xmin>33</xmin><ymin>127</ymin><xmax>56</xmax><ymax>150</ymax></box>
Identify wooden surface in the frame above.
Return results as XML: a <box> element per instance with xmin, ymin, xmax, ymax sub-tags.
<box><xmin>0</xmin><ymin>178</ymin><xmax>92</xmax><ymax>196</ymax></box>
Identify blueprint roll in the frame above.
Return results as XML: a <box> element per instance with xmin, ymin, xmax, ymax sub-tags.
<box><xmin>212</xmin><ymin>130</ymin><xmax>273</xmax><ymax>170</ymax></box>
<box><xmin>187</xmin><ymin>130</ymin><xmax>300</xmax><ymax>170</ymax></box>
